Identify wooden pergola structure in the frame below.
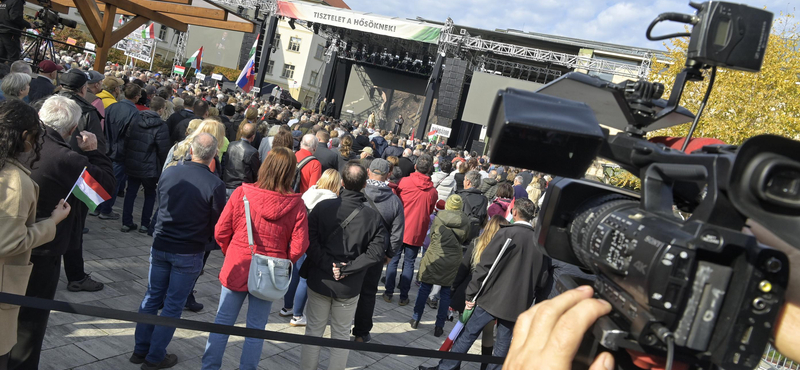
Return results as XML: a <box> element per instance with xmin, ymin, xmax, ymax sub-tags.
<box><xmin>26</xmin><ymin>0</ymin><xmax>256</xmax><ymax>71</ymax></box>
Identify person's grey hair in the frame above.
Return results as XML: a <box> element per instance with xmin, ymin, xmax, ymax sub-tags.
<box><xmin>515</xmin><ymin>175</ymin><xmax>524</xmax><ymax>184</ymax></box>
<box><xmin>10</xmin><ymin>60</ymin><xmax>32</xmax><ymax>74</ymax></box>
<box><xmin>300</xmin><ymin>115</ymin><xmax>309</xmax><ymax>123</ymax></box>
<box><xmin>413</xmin><ymin>149</ymin><xmax>421</xmax><ymax>156</ymax></box>
<box><xmin>465</xmin><ymin>170</ymin><xmax>482</xmax><ymax>188</ymax></box>
<box><xmin>192</xmin><ymin>133</ymin><xmax>218</xmax><ymax>162</ymax></box>
<box><xmin>173</xmin><ymin>97</ymin><xmax>184</xmax><ymax>110</ymax></box>
<box><xmin>39</xmin><ymin>95</ymin><xmax>81</xmax><ymax>136</ymax></box>
<box><xmin>403</xmin><ymin>148</ymin><xmax>412</xmax><ymax>157</ymax></box>
<box><xmin>300</xmin><ymin>133</ymin><xmax>318</xmax><ymax>151</ymax></box>
<box><xmin>1</xmin><ymin>73</ymin><xmax>31</xmax><ymax>97</ymax></box>
<box><xmin>330</xmin><ymin>137</ymin><xmax>341</xmax><ymax>148</ymax></box>
<box><xmin>489</xmin><ymin>169</ymin><xmax>497</xmax><ymax>177</ymax></box>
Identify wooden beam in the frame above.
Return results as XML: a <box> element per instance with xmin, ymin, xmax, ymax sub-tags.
<box><xmin>72</xmin><ymin>0</ymin><xmax>104</xmax><ymax>46</ymax></box>
<box><xmin>97</xmin><ymin>0</ymin><xmax>225</xmax><ymax>20</ymax></box>
<box><xmin>96</xmin><ymin>4</ymin><xmax>137</xmax><ymax>16</ymax></box>
<box><xmin>100</xmin><ymin>3</ymin><xmax>115</xmax><ymax>48</ymax></box>
<box><xmin>110</xmin><ymin>15</ymin><xmax>147</xmax><ymax>45</ymax></box>
<box><xmin>26</xmin><ymin>0</ymin><xmax>69</xmax><ymax>14</ymax></box>
<box><xmin>169</xmin><ymin>14</ymin><xmax>253</xmax><ymax>32</ymax></box>
<box><xmin>100</xmin><ymin>0</ymin><xmax>187</xmax><ymax>32</ymax></box>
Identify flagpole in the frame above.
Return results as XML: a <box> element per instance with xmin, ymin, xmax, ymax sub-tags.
<box><xmin>149</xmin><ymin>39</ymin><xmax>157</xmax><ymax>70</ymax></box>
<box><xmin>64</xmin><ymin>167</ymin><xmax>87</xmax><ymax>203</ymax></box>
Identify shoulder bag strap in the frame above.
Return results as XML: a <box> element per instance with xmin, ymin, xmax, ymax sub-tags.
<box><xmin>363</xmin><ymin>192</ymin><xmax>388</xmax><ymax>227</ymax></box>
<box><xmin>325</xmin><ymin>206</ymin><xmax>362</xmax><ymax>245</ymax></box>
<box><xmin>243</xmin><ymin>193</ymin><xmax>256</xmax><ymax>256</ymax></box>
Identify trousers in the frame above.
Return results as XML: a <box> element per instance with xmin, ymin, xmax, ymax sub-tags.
<box><xmin>352</xmin><ymin>262</ymin><xmax>383</xmax><ymax>337</ymax></box>
<box><xmin>300</xmin><ymin>288</ymin><xmax>359</xmax><ymax>370</ymax></box>
<box><xmin>438</xmin><ymin>306</ymin><xmax>514</xmax><ymax>370</ymax></box>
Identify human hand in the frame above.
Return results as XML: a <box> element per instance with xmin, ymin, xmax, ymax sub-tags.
<box><xmin>50</xmin><ymin>199</ymin><xmax>71</xmax><ymax>224</ymax></box>
<box><xmin>384</xmin><ymin>257</ymin><xmax>391</xmax><ymax>265</ymax></box>
<box><xmin>76</xmin><ymin>131</ymin><xmax>97</xmax><ymax>151</ymax></box>
<box><xmin>503</xmin><ymin>286</ymin><xmax>613</xmax><ymax>370</ymax></box>
<box><xmin>465</xmin><ymin>300</ymin><xmax>475</xmax><ymax>310</ymax></box>
<box><xmin>332</xmin><ymin>262</ymin><xmax>347</xmax><ymax>280</ymax></box>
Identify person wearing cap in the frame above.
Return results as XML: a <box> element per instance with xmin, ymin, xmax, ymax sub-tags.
<box><xmin>359</xmin><ymin>146</ymin><xmax>374</xmax><ymax>160</ymax></box>
<box><xmin>28</xmin><ymin>60</ymin><xmax>63</xmax><ymax>103</ymax></box>
<box><xmin>98</xmin><ymin>75</ymin><xmax>123</xmax><ymax>108</ymax></box>
<box><xmin>410</xmin><ymin>193</ymin><xmax>469</xmax><ymax>337</ymax></box>
<box><xmin>85</xmin><ymin>71</ymin><xmax>106</xmax><ymax>130</ymax></box>
<box><xmin>351</xmin><ymin>158</ymin><xmax>405</xmax><ymax>343</ymax></box>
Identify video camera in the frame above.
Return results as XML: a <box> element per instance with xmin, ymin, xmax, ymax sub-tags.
<box><xmin>33</xmin><ymin>0</ymin><xmax>77</xmax><ymax>34</ymax></box>
<box><xmin>486</xmin><ymin>2</ymin><xmax>798</xmax><ymax>370</ymax></box>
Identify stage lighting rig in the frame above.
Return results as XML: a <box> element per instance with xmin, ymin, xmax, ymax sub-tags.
<box><xmin>288</xmin><ymin>18</ymin><xmax>296</xmax><ymax>29</ymax></box>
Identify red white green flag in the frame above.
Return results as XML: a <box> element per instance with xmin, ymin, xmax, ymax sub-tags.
<box><xmin>185</xmin><ymin>47</ymin><xmax>203</xmax><ymax>73</ymax></box>
<box><xmin>142</xmin><ymin>23</ymin><xmax>155</xmax><ymax>39</ymax></box>
<box><xmin>67</xmin><ymin>168</ymin><xmax>111</xmax><ymax>212</ymax></box>
<box><xmin>249</xmin><ymin>34</ymin><xmax>260</xmax><ymax>58</ymax></box>
<box><xmin>173</xmin><ymin>65</ymin><xmax>186</xmax><ymax>75</ymax></box>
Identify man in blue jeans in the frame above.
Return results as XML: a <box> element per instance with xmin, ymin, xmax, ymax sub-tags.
<box><xmin>131</xmin><ymin>133</ymin><xmax>226</xmax><ymax>370</ymax></box>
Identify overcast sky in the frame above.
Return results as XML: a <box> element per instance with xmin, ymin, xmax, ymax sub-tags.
<box><xmin>343</xmin><ymin>0</ymin><xmax>797</xmax><ymax>49</ymax></box>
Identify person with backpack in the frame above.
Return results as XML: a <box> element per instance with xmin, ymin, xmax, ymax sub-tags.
<box><xmin>410</xmin><ymin>194</ymin><xmax>470</xmax><ymax>337</ymax></box>
<box><xmin>294</xmin><ymin>134</ymin><xmax>321</xmax><ymax>194</ymax></box>
<box><xmin>420</xmin><ymin>198</ymin><xmax>549</xmax><ymax>370</ymax></box>
<box><xmin>456</xmin><ymin>170</ymin><xmax>489</xmax><ymax>243</ymax></box>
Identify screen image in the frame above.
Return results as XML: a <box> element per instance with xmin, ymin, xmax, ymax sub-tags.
<box><xmin>340</xmin><ymin>65</ymin><xmax>439</xmax><ymax>136</ymax></box>
<box><xmin>185</xmin><ymin>26</ymin><xmax>245</xmax><ymax>70</ymax></box>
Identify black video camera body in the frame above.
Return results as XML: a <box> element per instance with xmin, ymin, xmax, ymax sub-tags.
<box><xmin>485</xmin><ymin>2</ymin><xmax>798</xmax><ymax>370</ymax></box>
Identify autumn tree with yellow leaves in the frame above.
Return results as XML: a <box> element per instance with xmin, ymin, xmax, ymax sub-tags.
<box><xmin>649</xmin><ymin>12</ymin><xmax>800</xmax><ymax>145</ymax></box>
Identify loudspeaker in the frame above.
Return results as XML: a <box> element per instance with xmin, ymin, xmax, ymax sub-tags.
<box><xmin>435</xmin><ymin>57</ymin><xmax>468</xmax><ymax>120</ymax></box>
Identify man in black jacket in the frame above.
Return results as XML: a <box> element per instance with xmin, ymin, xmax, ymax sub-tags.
<box><xmin>121</xmin><ymin>96</ymin><xmax>171</xmax><ymax>233</ymax></box>
<box><xmin>397</xmin><ymin>148</ymin><xmax>416</xmax><ymax>178</ymax></box>
<box><xmin>325</xmin><ymin>98</ymin><xmax>336</xmax><ymax>117</ymax></box>
<box><xmin>172</xmin><ymin>99</ymin><xmax>208</xmax><ymax>143</ymax></box>
<box><xmin>95</xmin><ymin>83</ymin><xmax>141</xmax><ymax>220</ymax></box>
<box><xmin>0</xmin><ymin>0</ymin><xmax>30</xmax><ymax>62</ymax></box>
<box><xmin>11</xmin><ymin>95</ymin><xmax>115</xmax><ymax>369</ymax></box>
<box><xmin>313</xmin><ymin>129</ymin><xmax>339</xmax><ymax>172</ymax></box>
<box><xmin>381</xmin><ymin>136</ymin><xmax>404</xmax><ymax>159</ymax></box>
<box><xmin>420</xmin><ymin>198</ymin><xmax>547</xmax><ymax>370</ymax></box>
<box><xmin>456</xmin><ymin>170</ymin><xmax>489</xmax><ymax>242</ymax></box>
<box><xmin>166</xmin><ymin>96</ymin><xmax>192</xmax><ymax>139</ymax></box>
<box><xmin>222</xmin><ymin>122</ymin><xmax>260</xmax><ymax>197</ymax></box>
<box><xmin>301</xmin><ymin>161</ymin><xmax>385</xmax><ymax>370</ymax></box>
<box><xmin>352</xmin><ymin>159</ymin><xmax>404</xmax><ymax>343</ymax></box>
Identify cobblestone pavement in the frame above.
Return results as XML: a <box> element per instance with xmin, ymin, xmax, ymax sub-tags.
<box><xmin>39</xmin><ymin>193</ymin><xmax>485</xmax><ymax>370</ymax></box>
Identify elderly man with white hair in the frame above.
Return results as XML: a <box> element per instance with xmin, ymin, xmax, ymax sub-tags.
<box><xmin>294</xmin><ymin>133</ymin><xmax>322</xmax><ymax>193</ymax></box>
<box><xmin>10</xmin><ymin>95</ymin><xmax>115</xmax><ymax>369</ymax></box>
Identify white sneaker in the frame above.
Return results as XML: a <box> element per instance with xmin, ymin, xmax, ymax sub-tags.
<box><xmin>290</xmin><ymin>316</ymin><xmax>307</xmax><ymax>327</ymax></box>
<box><xmin>279</xmin><ymin>307</ymin><xmax>293</xmax><ymax>317</ymax></box>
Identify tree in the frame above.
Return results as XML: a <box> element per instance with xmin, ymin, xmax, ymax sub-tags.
<box><xmin>649</xmin><ymin>12</ymin><xmax>800</xmax><ymax>145</ymax></box>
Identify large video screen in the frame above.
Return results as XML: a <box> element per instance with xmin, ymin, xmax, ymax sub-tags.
<box><xmin>462</xmin><ymin>71</ymin><xmax>544</xmax><ymax>126</ymax></box>
<box><xmin>185</xmin><ymin>25</ymin><xmax>244</xmax><ymax>70</ymax></box>
<box><xmin>340</xmin><ymin>65</ymin><xmax>439</xmax><ymax>136</ymax></box>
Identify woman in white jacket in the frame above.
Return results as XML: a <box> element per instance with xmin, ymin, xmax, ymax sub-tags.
<box><xmin>431</xmin><ymin>160</ymin><xmax>456</xmax><ymax>202</ymax></box>
<box><xmin>279</xmin><ymin>169</ymin><xmax>342</xmax><ymax>326</ymax></box>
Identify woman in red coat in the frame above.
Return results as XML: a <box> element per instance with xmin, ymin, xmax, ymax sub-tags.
<box><xmin>202</xmin><ymin>147</ymin><xmax>309</xmax><ymax>370</ymax></box>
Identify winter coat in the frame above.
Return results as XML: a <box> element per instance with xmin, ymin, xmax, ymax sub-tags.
<box><xmin>27</xmin><ymin>76</ymin><xmax>55</xmax><ymax>103</ymax></box>
<box><xmin>450</xmin><ymin>242</ymin><xmax>476</xmax><ymax>312</ymax></box>
<box><xmin>60</xmin><ymin>91</ymin><xmax>106</xmax><ymax>156</ymax></box>
<box><xmin>0</xmin><ymin>0</ymin><xmax>31</xmax><ymax>36</ymax></box>
<box><xmin>398</xmin><ymin>157</ymin><xmax>415</xmax><ymax>178</ymax></box>
<box><xmin>28</xmin><ymin>127</ymin><xmax>115</xmax><ymax>256</ymax></box>
<box><xmin>479</xmin><ymin>177</ymin><xmax>499</xmax><ymax>200</ymax></box>
<box><xmin>124</xmin><ymin>110</ymin><xmax>171</xmax><ymax>179</ymax></box>
<box><xmin>352</xmin><ymin>135</ymin><xmax>370</xmax><ymax>152</ymax></box>
<box><xmin>313</xmin><ymin>144</ymin><xmax>339</xmax><ymax>173</ymax></box>
<box><xmin>295</xmin><ymin>149</ymin><xmax>322</xmax><ymax>194</ymax></box>
<box><xmin>457</xmin><ymin>187</ymin><xmax>489</xmax><ymax>227</ymax></box>
<box><xmin>172</xmin><ymin>115</ymin><xmax>204</xmax><ymax>144</ymax></box>
<box><xmin>467</xmin><ymin>222</ymin><xmax>549</xmax><ymax>322</ymax></box>
<box><xmin>396</xmin><ymin>172</ymin><xmax>438</xmax><ymax>247</ymax></box>
<box><xmin>166</xmin><ymin>109</ymin><xmax>193</xmax><ymax>141</ymax></box>
<box><xmin>381</xmin><ymin>145</ymin><xmax>404</xmax><ymax>159</ymax></box>
<box><xmin>104</xmin><ymin>98</ymin><xmax>140</xmax><ymax>162</ymax></box>
<box><xmin>96</xmin><ymin>89</ymin><xmax>117</xmax><ymax>109</ymax></box>
<box><xmin>0</xmin><ymin>159</ymin><xmax>57</xmax><ymax>354</ymax></box>
<box><xmin>215</xmin><ymin>184</ymin><xmax>309</xmax><ymax>292</ymax></box>
<box><xmin>370</xmin><ymin>136</ymin><xmax>388</xmax><ymax>158</ymax></box>
<box><xmin>418</xmin><ymin>210</ymin><xmax>469</xmax><ymax>286</ymax></box>
<box><xmin>527</xmin><ymin>182</ymin><xmax>544</xmax><ymax>204</ymax></box>
<box><xmin>487</xmin><ymin>197</ymin><xmax>512</xmax><ymax>219</ymax></box>
<box><xmin>302</xmin><ymin>186</ymin><xmax>338</xmax><ymax>210</ymax></box>
<box><xmin>430</xmin><ymin>171</ymin><xmax>455</xmax><ymax>202</ymax></box>
<box><xmin>223</xmin><ymin>139</ymin><xmax>260</xmax><ymax>189</ymax></box>
<box><xmin>304</xmin><ymin>189</ymin><xmax>385</xmax><ymax>299</ymax></box>
<box><xmin>364</xmin><ymin>182</ymin><xmax>405</xmax><ymax>258</ymax></box>
<box><xmin>86</xmin><ymin>91</ymin><xmax>106</xmax><ymax>131</ymax></box>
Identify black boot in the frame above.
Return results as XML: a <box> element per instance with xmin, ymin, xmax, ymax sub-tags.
<box><xmin>184</xmin><ymin>291</ymin><xmax>203</xmax><ymax>312</ymax></box>
<box><xmin>480</xmin><ymin>346</ymin><xmax>493</xmax><ymax>370</ymax></box>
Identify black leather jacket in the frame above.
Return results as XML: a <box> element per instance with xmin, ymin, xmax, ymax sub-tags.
<box><xmin>223</xmin><ymin>139</ymin><xmax>261</xmax><ymax>189</ymax></box>
<box><xmin>0</xmin><ymin>0</ymin><xmax>31</xmax><ymax>35</ymax></box>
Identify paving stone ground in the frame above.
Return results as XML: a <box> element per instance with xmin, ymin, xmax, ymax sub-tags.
<box><xmin>40</xmin><ymin>191</ymin><xmax>486</xmax><ymax>370</ymax></box>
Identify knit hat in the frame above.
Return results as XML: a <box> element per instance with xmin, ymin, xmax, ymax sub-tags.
<box><xmin>445</xmin><ymin>194</ymin><xmax>463</xmax><ymax>211</ymax></box>
<box><xmin>435</xmin><ymin>199</ymin><xmax>446</xmax><ymax>211</ymax></box>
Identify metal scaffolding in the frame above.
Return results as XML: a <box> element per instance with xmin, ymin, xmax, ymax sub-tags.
<box><xmin>171</xmin><ymin>30</ymin><xmax>188</xmax><ymax>77</ymax></box>
<box><xmin>476</xmin><ymin>56</ymin><xmax>562</xmax><ymax>83</ymax></box>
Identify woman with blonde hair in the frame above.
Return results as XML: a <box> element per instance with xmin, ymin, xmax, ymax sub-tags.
<box><xmin>450</xmin><ymin>215</ymin><xmax>509</xmax><ymax>368</ymax></box>
<box><xmin>164</xmin><ymin>119</ymin><xmax>225</xmax><ymax>174</ymax></box>
<box><xmin>203</xmin><ymin>147</ymin><xmax>309</xmax><ymax>370</ymax></box>
<box><xmin>279</xmin><ymin>169</ymin><xmax>342</xmax><ymax>326</ymax></box>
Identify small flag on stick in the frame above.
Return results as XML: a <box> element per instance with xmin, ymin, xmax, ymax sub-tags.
<box><xmin>66</xmin><ymin>167</ymin><xmax>111</xmax><ymax>212</ymax></box>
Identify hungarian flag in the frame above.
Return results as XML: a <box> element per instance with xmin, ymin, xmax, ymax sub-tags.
<box><xmin>142</xmin><ymin>23</ymin><xmax>155</xmax><ymax>39</ymax></box>
<box><xmin>185</xmin><ymin>47</ymin><xmax>203</xmax><ymax>73</ymax></box>
<box><xmin>173</xmin><ymin>65</ymin><xmax>185</xmax><ymax>75</ymax></box>
<box><xmin>249</xmin><ymin>34</ymin><xmax>260</xmax><ymax>58</ymax></box>
<box><xmin>236</xmin><ymin>54</ymin><xmax>256</xmax><ymax>92</ymax></box>
<box><xmin>68</xmin><ymin>168</ymin><xmax>111</xmax><ymax>212</ymax></box>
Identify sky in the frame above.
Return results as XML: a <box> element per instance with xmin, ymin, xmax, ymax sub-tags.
<box><xmin>342</xmin><ymin>0</ymin><xmax>797</xmax><ymax>50</ymax></box>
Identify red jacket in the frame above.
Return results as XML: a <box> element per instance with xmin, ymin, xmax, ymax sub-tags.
<box><xmin>296</xmin><ymin>148</ymin><xmax>322</xmax><ymax>193</ymax></box>
<box><xmin>397</xmin><ymin>172</ymin><xmax>438</xmax><ymax>246</ymax></box>
<box><xmin>215</xmin><ymin>184</ymin><xmax>309</xmax><ymax>292</ymax></box>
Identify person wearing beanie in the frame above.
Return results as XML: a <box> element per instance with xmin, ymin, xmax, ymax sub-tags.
<box><xmin>410</xmin><ymin>193</ymin><xmax>470</xmax><ymax>337</ymax></box>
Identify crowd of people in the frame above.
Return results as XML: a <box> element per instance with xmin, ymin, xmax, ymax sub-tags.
<box><xmin>0</xmin><ymin>52</ymin><xmax>798</xmax><ymax>370</ymax></box>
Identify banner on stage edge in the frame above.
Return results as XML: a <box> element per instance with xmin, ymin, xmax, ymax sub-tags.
<box><xmin>114</xmin><ymin>25</ymin><xmax>155</xmax><ymax>63</ymax></box>
<box><xmin>430</xmin><ymin>124</ymin><xmax>451</xmax><ymax>138</ymax></box>
<box><xmin>277</xmin><ymin>0</ymin><xmax>441</xmax><ymax>44</ymax></box>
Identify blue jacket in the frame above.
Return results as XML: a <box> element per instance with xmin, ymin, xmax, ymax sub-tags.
<box><xmin>152</xmin><ymin>161</ymin><xmax>226</xmax><ymax>254</ymax></box>
<box><xmin>370</xmin><ymin>136</ymin><xmax>388</xmax><ymax>158</ymax></box>
<box><xmin>104</xmin><ymin>99</ymin><xmax>140</xmax><ymax>162</ymax></box>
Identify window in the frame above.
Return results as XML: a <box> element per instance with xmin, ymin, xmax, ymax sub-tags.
<box><xmin>288</xmin><ymin>37</ymin><xmax>301</xmax><ymax>52</ymax></box>
<box><xmin>281</xmin><ymin>64</ymin><xmax>295</xmax><ymax>79</ymax></box>
<box><xmin>309</xmin><ymin>71</ymin><xmax>318</xmax><ymax>86</ymax></box>
<box><xmin>158</xmin><ymin>25</ymin><xmax>167</xmax><ymax>40</ymax></box>
<box><xmin>303</xmin><ymin>95</ymin><xmax>313</xmax><ymax>108</ymax></box>
<box><xmin>266</xmin><ymin>60</ymin><xmax>275</xmax><ymax>75</ymax></box>
<box><xmin>315</xmin><ymin>44</ymin><xmax>324</xmax><ymax>59</ymax></box>
<box><xmin>273</xmin><ymin>33</ymin><xmax>281</xmax><ymax>48</ymax></box>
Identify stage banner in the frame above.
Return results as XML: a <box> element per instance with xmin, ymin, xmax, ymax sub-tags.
<box><xmin>430</xmin><ymin>124</ymin><xmax>451</xmax><ymax>138</ymax></box>
<box><xmin>114</xmin><ymin>25</ymin><xmax>155</xmax><ymax>63</ymax></box>
<box><xmin>277</xmin><ymin>0</ymin><xmax>441</xmax><ymax>44</ymax></box>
